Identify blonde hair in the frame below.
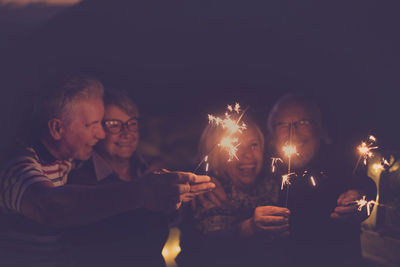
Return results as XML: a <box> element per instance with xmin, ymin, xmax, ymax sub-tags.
<box><xmin>198</xmin><ymin>114</ymin><xmax>264</xmax><ymax>178</ymax></box>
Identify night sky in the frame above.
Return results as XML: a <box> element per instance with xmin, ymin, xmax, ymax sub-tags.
<box><xmin>1</xmin><ymin>0</ymin><xmax>399</xmax><ymax>169</ymax></box>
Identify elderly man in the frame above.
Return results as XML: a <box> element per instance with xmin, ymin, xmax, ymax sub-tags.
<box><xmin>0</xmin><ymin>75</ymin><xmax>214</xmax><ymax>266</ymax></box>
<box><xmin>267</xmin><ymin>93</ymin><xmax>376</xmax><ymax>266</ymax></box>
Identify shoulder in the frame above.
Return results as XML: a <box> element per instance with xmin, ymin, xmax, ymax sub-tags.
<box><xmin>0</xmin><ymin>147</ymin><xmax>42</xmax><ymax>176</ymax></box>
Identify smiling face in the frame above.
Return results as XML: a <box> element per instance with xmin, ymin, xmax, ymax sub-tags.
<box><xmin>97</xmin><ymin>105</ymin><xmax>139</xmax><ymax>161</ymax></box>
<box><xmin>59</xmin><ymin>98</ymin><xmax>105</xmax><ymax>160</ymax></box>
<box><xmin>222</xmin><ymin>126</ymin><xmax>264</xmax><ymax>188</ymax></box>
<box><xmin>272</xmin><ymin>102</ymin><xmax>321</xmax><ymax>170</ymax></box>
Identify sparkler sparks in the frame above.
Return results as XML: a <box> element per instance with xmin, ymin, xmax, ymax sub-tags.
<box><xmin>271</xmin><ymin>157</ymin><xmax>283</xmax><ymax>173</ymax></box>
<box><xmin>310</xmin><ymin>176</ymin><xmax>316</xmax><ymax>187</ymax></box>
<box><xmin>207</xmin><ymin>103</ymin><xmax>247</xmax><ymax>162</ymax></box>
<box><xmin>357</xmin><ymin>135</ymin><xmax>378</xmax><ymax>165</ymax></box>
<box><xmin>204</xmin><ymin>155</ymin><xmax>209</xmax><ymax>173</ymax></box>
<box><xmin>282</xmin><ymin>144</ymin><xmax>298</xmax><ymax>159</ymax></box>
<box><xmin>281</xmin><ymin>172</ymin><xmax>296</xmax><ymax>190</ymax></box>
<box><xmin>353</xmin><ymin>135</ymin><xmax>379</xmax><ymax>174</ymax></box>
<box><xmin>219</xmin><ymin>137</ymin><xmax>240</xmax><ymax>161</ymax></box>
<box><xmin>354</xmin><ymin>195</ymin><xmax>376</xmax><ymax>216</ymax></box>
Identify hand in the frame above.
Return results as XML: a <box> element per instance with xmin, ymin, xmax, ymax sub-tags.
<box><xmin>330</xmin><ymin>189</ymin><xmax>367</xmax><ymax>222</ymax></box>
<box><xmin>241</xmin><ymin>206</ymin><xmax>290</xmax><ymax>237</ymax></box>
<box><xmin>140</xmin><ymin>171</ymin><xmax>214</xmax><ymax>212</ymax></box>
<box><xmin>179</xmin><ymin>172</ymin><xmax>216</xmax><ymax>204</ymax></box>
<box><xmin>196</xmin><ymin>177</ymin><xmax>227</xmax><ymax>210</ymax></box>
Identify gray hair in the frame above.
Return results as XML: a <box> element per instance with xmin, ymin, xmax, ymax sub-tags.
<box><xmin>103</xmin><ymin>89</ymin><xmax>139</xmax><ymax>118</ymax></box>
<box><xmin>267</xmin><ymin>93</ymin><xmax>322</xmax><ymax>135</ymax></box>
<box><xmin>37</xmin><ymin>75</ymin><xmax>104</xmax><ymax>132</ymax></box>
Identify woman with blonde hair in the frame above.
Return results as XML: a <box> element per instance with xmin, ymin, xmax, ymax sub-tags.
<box><xmin>181</xmin><ymin>113</ymin><xmax>290</xmax><ymax>267</ymax></box>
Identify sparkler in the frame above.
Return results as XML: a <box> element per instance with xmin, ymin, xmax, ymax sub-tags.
<box><xmin>310</xmin><ymin>176</ymin><xmax>316</xmax><ymax>187</ymax></box>
<box><xmin>280</xmin><ymin>123</ymin><xmax>299</xmax><ymax>207</ymax></box>
<box><xmin>195</xmin><ymin>103</ymin><xmax>248</xmax><ymax>173</ymax></box>
<box><xmin>281</xmin><ymin>172</ymin><xmax>296</xmax><ymax>190</ymax></box>
<box><xmin>207</xmin><ymin>103</ymin><xmax>247</xmax><ymax>162</ymax></box>
<box><xmin>354</xmin><ymin>195</ymin><xmax>376</xmax><ymax>216</ymax></box>
<box><xmin>219</xmin><ymin>137</ymin><xmax>240</xmax><ymax>162</ymax></box>
<box><xmin>282</xmin><ymin>143</ymin><xmax>298</xmax><ymax>174</ymax></box>
<box><xmin>271</xmin><ymin>157</ymin><xmax>283</xmax><ymax>173</ymax></box>
<box><xmin>353</xmin><ymin>135</ymin><xmax>379</xmax><ymax>174</ymax></box>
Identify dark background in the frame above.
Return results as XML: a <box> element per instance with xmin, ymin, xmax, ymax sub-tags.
<box><xmin>1</xmin><ymin>0</ymin><xmax>399</xmax><ymax>169</ymax></box>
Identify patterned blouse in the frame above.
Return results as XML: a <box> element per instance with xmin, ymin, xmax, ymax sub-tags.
<box><xmin>194</xmin><ymin>173</ymin><xmax>281</xmax><ymax>235</ymax></box>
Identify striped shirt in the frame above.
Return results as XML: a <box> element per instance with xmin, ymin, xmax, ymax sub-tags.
<box><xmin>0</xmin><ymin>142</ymin><xmax>73</xmax><ymax>266</ymax></box>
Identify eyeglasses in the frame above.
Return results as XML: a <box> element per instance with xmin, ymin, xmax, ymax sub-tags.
<box><xmin>103</xmin><ymin>118</ymin><xmax>138</xmax><ymax>134</ymax></box>
<box><xmin>273</xmin><ymin>119</ymin><xmax>314</xmax><ymax>131</ymax></box>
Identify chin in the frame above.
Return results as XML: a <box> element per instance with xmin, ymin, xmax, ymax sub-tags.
<box><xmin>239</xmin><ymin>176</ymin><xmax>257</xmax><ymax>185</ymax></box>
<box><xmin>76</xmin><ymin>152</ymin><xmax>92</xmax><ymax>161</ymax></box>
<box><xmin>115</xmin><ymin>150</ymin><xmax>134</xmax><ymax>159</ymax></box>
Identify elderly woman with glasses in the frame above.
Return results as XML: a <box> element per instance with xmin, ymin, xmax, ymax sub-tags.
<box><xmin>65</xmin><ymin>89</ymin><xmax>168</xmax><ymax>267</ymax></box>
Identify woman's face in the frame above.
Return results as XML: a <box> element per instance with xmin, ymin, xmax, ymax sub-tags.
<box><xmin>98</xmin><ymin>105</ymin><xmax>139</xmax><ymax>160</ymax></box>
<box><xmin>223</xmin><ymin>127</ymin><xmax>263</xmax><ymax>187</ymax></box>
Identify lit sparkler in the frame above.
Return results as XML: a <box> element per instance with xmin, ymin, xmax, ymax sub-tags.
<box><xmin>195</xmin><ymin>103</ymin><xmax>248</xmax><ymax>173</ymax></box>
<box><xmin>219</xmin><ymin>137</ymin><xmax>240</xmax><ymax>162</ymax></box>
<box><xmin>353</xmin><ymin>135</ymin><xmax>379</xmax><ymax>174</ymax></box>
<box><xmin>204</xmin><ymin>155</ymin><xmax>209</xmax><ymax>173</ymax></box>
<box><xmin>354</xmin><ymin>195</ymin><xmax>376</xmax><ymax>216</ymax></box>
<box><xmin>271</xmin><ymin>157</ymin><xmax>283</xmax><ymax>173</ymax></box>
<box><xmin>281</xmin><ymin>124</ymin><xmax>298</xmax><ymax>207</ymax></box>
<box><xmin>207</xmin><ymin>103</ymin><xmax>247</xmax><ymax>162</ymax></box>
<box><xmin>282</xmin><ymin>142</ymin><xmax>298</xmax><ymax>175</ymax></box>
<box><xmin>282</xmin><ymin>144</ymin><xmax>298</xmax><ymax>159</ymax></box>
<box><xmin>281</xmin><ymin>172</ymin><xmax>296</xmax><ymax>190</ymax></box>
<box><xmin>310</xmin><ymin>176</ymin><xmax>316</xmax><ymax>187</ymax></box>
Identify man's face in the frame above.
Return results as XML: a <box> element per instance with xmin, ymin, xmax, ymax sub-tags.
<box><xmin>60</xmin><ymin>98</ymin><xmax>105</xmax><ymax>160</ymax></box>
<box><xmin>224</xmin><ymin>127</ymin><xmax>263</xmax><ymax>187</ymax></box>
<box><xmin>98</xmin><ymin>105</ymin><xmax>139</xmax><ymax>160</ymax></box>
<box><xmin>272</xmin><ymin>103</ymin><xmax>321</xmax><ymax>170</ymax></box>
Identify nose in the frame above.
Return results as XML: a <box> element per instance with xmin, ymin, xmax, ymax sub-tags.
<box><xmin>96</xmin><ymin>123</ymin><xmax>106</xmax><ymax>140</ymax></box>
<box><xmin>240</xmin><ymin>145</ymin><xmax>255</xmax><ymax>160</ymax></box>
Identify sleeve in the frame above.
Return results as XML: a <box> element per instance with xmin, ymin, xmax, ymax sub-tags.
<box><xmin>0</xmin><ymin>148</ymin><xmax>50</xmax><ymax>213</ymax></box>
<box><xmin>194</xmin><ymin>198</ymin><xmax>241</xmax><ymax>236</ymax></box>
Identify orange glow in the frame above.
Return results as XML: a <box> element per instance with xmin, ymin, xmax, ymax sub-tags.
<box><xmin>282</xmin><ymin>144</ymin><xmax>297</xmax><ymax>159</ymax></box>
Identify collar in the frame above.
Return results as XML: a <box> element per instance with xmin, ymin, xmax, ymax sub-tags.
<box><xmin>32</xmin><ymin>141</ymin><xmax>58</xmax><ymax>164</ymax></box>
<box><xmin>92</xmin><ymin>151</ymin><xmax>114</xmax><ymax>182</ymax></box>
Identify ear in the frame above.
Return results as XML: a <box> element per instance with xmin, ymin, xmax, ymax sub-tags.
<box><xmin>48</xmin><ymin>118</ymin><xmax>64</xmax><ymax>140</ymax></box>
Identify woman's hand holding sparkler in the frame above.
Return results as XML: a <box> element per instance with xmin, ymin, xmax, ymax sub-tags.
<box><xmin>240</xmin><ymin>206</ymin><xmax>290</xmax><ymax>238</ymax></box>
<box><xmin>330</xmin><ymin>189</ymin><xmax>367</xmax><ymax>221</ymax></box>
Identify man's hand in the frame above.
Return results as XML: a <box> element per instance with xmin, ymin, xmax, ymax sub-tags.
<box><xmin>140</xmin><ymin>171</ymin><xmax>214</xmax><ymax>212</ymax></box>
<box><xmin>241</xmin><ymin>206</ymin><xmax>290</xmax><ymax>237</ymax></box>
<box><xmin>330</xmin><ymin>189</ymin><xmax>367</xmax><ymax>222</ymax></box>
<box><xmin>196</xmin><ymin>177</ymin><xmax>227</xmax><ymax>210</ymax></box>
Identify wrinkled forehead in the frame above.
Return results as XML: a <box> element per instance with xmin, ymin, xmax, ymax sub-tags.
<box><xmin>273</xmin><ymin>101</ymin><xmax>320</xmax><ymax>124</ymax></box>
